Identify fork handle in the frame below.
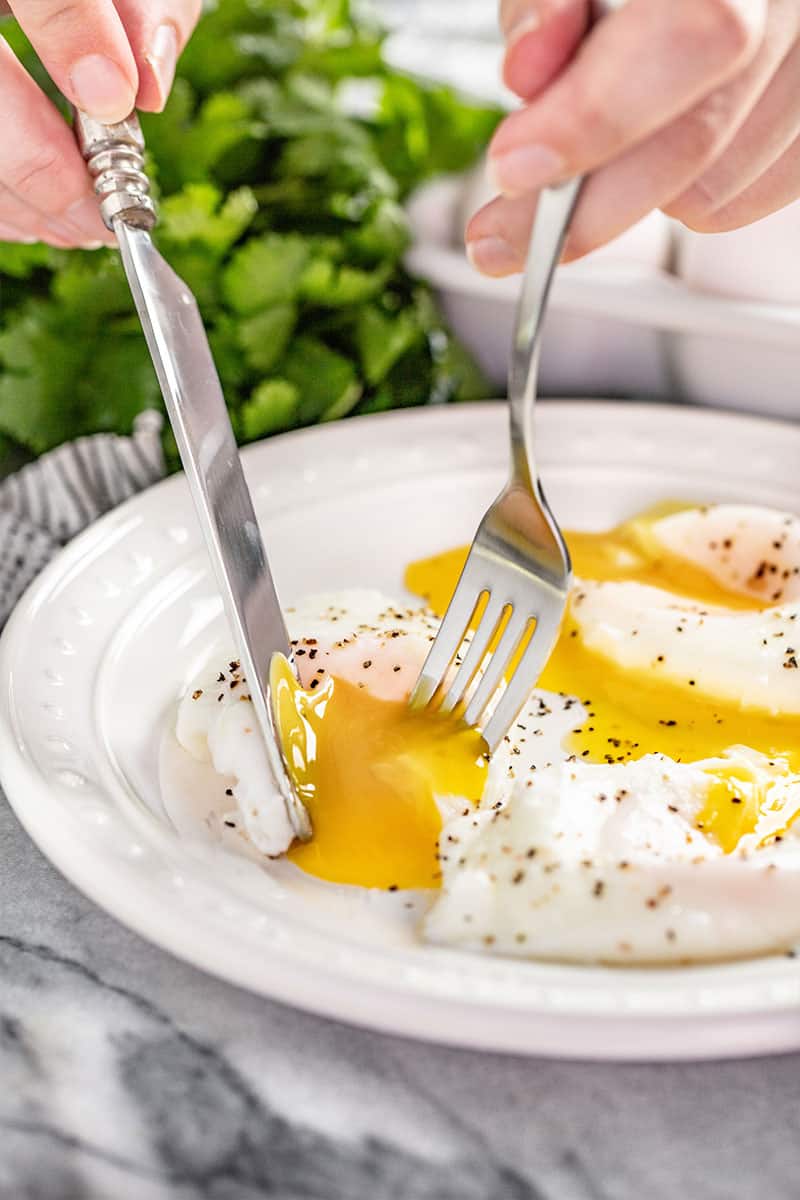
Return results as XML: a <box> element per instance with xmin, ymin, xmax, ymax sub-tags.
<box><xmin>508</xmin><ymin>177</ymin><xmax>582</xmax><ymax>485</ymax></box>
<box><xmin>508</xmin><ymin>0</ymin><xmax>624</xmax><ymax>483</ymax></box>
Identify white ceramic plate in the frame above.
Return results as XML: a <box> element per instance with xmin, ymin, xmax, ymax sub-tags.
<box><xmin>3</xmin><ymin>401</ymin><xmax>800</xmax><ymax>1062</ymax></box>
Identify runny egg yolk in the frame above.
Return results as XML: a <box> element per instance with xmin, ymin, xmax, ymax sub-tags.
<box><xmin>271</xmin><ymin>655</ymin><xmax>487</xmax><ymax>890</ymax></box>
<box><xmin>405</xmin><ymin>505</ymin><xmax>800</xmax><ymax>855</ymax></box>
<box><xmin>699</xmin><ymin>759</ymin><xmax>800</xmax><ymax>853</ymax></box>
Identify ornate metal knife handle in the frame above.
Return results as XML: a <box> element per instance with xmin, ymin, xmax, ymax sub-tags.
<box><xmin>72</xmin><ymin>109</ymin><xmax>157</xmax><ymax>232</ymax></box>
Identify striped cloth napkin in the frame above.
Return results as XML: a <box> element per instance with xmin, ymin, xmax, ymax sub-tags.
<box><xmin>0</xmin><ymin>411</ymin><xmax>165</xmax><ymax>627</ymax></box>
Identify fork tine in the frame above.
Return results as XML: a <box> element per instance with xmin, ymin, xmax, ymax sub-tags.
<box><xmin>409</xmin><ymin>577</ymin><xmax>485</xmax><ymax>708</ymax></box>
<box><xmin>480</xmin><ymin>604</ymin><xmax>564</xmax><ymax>751</ymax></box>
<box><xmin>438</xmin><ymin>594</ymin><xmax>508</xmax><ymax>715</ymax></box>
<box><xmin>462</xmin><ymin>609</ymin><xmax>531</xmax><ymax>729</ymax></box>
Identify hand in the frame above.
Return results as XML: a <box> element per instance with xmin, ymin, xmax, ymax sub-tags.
<box><xmin>0</xmin><ymin>0</ymin><xmax>200</xmax><ymax>248</ymax></box>
<box><xmin>466</xmin><ymin>0</ymin><xmax>800</xmax><ymax>274</ymax></box>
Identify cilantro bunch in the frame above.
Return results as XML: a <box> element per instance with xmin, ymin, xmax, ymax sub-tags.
<box><xmin>0</xmin><ymin>0</ymin><xmax>501</xmax><ymax>470</ymax></box>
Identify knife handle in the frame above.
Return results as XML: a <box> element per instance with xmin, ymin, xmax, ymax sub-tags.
<box><xmin>72</xmin><ymin>109</ymin><xmax>157</xmax><ymax>233</ymax></box>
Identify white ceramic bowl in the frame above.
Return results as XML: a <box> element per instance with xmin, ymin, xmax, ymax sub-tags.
<box><xmin>407</xmin><ymin>172</ymin><xmax>800</xmax><ymax>417</ymax></box>
<box><xmin>673</xmin><ymin>206</ymin><xmax>800</xmax><ymax>415</ymax></box>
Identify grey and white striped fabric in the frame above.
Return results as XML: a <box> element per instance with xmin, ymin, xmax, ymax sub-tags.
<box><xmin>0</xmin><ymin>410</ymin><xmax>165</xmax><ymax>626</ymax></box>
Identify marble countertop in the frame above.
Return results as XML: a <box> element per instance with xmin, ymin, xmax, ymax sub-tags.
<box><xmin>3</xmin><ymin>795</ymin><xmax>800</xmax><ymax>1200</ymax></box>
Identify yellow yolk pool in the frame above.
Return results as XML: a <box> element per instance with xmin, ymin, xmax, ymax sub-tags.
<box><xmin>271</xmin><ymin>655</ymin><xmax>487</xmax><ymax>889</ymax></box>
<box><xmin>405</xmin><ymin>506</ymin><xmax>800</xmax><ymax>856</ymax></box>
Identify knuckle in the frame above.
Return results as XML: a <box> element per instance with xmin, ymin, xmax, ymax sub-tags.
<box><xmin>662</xmin><ymin>188</ymin><xmax>704</xmax><ymax>227</ymax></box>
<box><xmin>33</xmin><ymin>2</ymin><xmax>84</xmax><ymax>37</ymax></box>
<box><xmin>664</xmin><ymin>172</ymin><xmax>733</xmax><ymax>231</ymax></box>
<box><xmin>673</xmin><ymin>91</ymin><xmax>733</xmax><ymax>163</ymax></box>
<box><xmin>10</xmin><ymin>144</ymin><xmax>62</xmax><ymax>199</ymax></box>
<box><xmin>665</xmin><ymin>164</ymin><xmax>731</xmax><ymax>226</ymax></box>
<box><xmin>561</xmin><ymin>73</ymin><xmax>628</xmax><ymax>156</ymax></box>
<box><xmin>9</xmin><ymin>144</ymin><xmax>79</xmax><ymax>213</ymax></box>
<box><xmin>698</xmin><ymin>0</ymin><xmax>762</xmax><ymax>65</ymax></box>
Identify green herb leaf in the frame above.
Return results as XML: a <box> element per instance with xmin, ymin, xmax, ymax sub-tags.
<box><xmin>77</xmin><ymin>335</ymin><xmax>161</xmax><ymax>433</ymax></box>
<box><xmin>158</xmin><ymin>184</ymin><xmax>257</xmax><ymax>254</ymax></box>
<box><xmin>0</xmin><ymin>240</ymin><xmax>55</xmax><ymax>280</ymax></box>
<box><xmin>222</xmin><ymin>233</ymin><xmax>310</xmax><ymax>314</ymax></box>
<box><xmin>242</xmin><ymin>379</ymin><xmax>300</xmax><ymax>438</ymax></box>
<box><xmin>356</xmin><ymin>305</ymin><xmax>422</xmax><ymax>384</ymax></box>
<box><xmin>300</xmin><ymin>258</ymin><xmax>389</xmax><ymax>307</ymax></box>
<box><xmin>0</xmin><ymin>306</ymin><xmax>85</xmax><ymax>453</ymax></box>
<box><xmin>51</xmin><ymin>254</ymin><xmax>133</xmax><ymax>321</ymax></box>
<box><xmin>237</xmin><ymin>304</ymin><xmax>297</xmax><ymax>372</ymax></box>
<box><xmin>282</xmin><ymin>336</ymin><xmax>361</xmax><ymax>422</ymax></box>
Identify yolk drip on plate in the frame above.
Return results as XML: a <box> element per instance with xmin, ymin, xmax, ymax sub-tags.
<box><xmin>405</xmin><ymin>505</ymin><xmax>800</xmax><ymax>856</ymax></box>
<box><xmin>271</xmin><ymin>655</ymin><xmax>487</xmax><ymax>890</ymax></box>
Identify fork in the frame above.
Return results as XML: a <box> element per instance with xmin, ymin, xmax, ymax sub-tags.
<box><xmin>410</xmin><ymin>0</ymin><xmax>625</xmax><ymax>751</ymax></box>
<box><xmin>410</xmin><ymin>7</ymin><xmax>623</xmax><ymax>748</ymax></box>
<box><xmin>409</xmin><ymin>178</ymin><xmax>581</xmax><ymax>750</ymax></box>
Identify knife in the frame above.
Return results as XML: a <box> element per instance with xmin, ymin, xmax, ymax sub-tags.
<box><xmin>73</xmin><ymin>109</ymin><xmax>312</xmax><ymax>844</ymax></box>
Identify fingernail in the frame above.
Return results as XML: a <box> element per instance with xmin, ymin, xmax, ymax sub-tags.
<box><xmin>80</xmin><ymin>241</ymin><xmax>105</xmax><ymax>251</ymax></box>
<box><xmin>62</xmin><ymin>195</ymin><xmax>113</xmax><ymax>244</ymax></box>
<box><xmin>69</xmin><ymin>53</ymin><xmax>136</xmax><ymax>123</ymax></box>
<box><xmin>145</xmin><ymin>23</ymin><xmax>178</xmax><ymax>111</ymax></box>
<box><xmin>466</xmin><ymin>236</ymin><xmax>521</xmax><ymax>277</ymax></box>
<box><xmin>505</xmin><ymin>13</ymin><xmax>541</xmax><ymax>48</ymax></box>
<box><xmin>489</xmin><ymin>145</ymin><xmax>565</xmax><ymax>196</ymax></box>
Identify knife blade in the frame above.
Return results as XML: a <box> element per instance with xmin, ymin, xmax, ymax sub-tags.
<box><xmin>73</xmin><ymin>109</ymin><xmax>311</xmax><ymax>844</ymax></box>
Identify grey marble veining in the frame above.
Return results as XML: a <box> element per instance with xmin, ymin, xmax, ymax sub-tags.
<box><xmin>3</xmin><ymin>795</ymin><xmax>800</xmax><ymax>1200</ymax></box>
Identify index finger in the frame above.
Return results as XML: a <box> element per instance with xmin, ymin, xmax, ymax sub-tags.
<box><xmin>489</xmin><ymin>0</ymin><xmax>767</xmax><ymax>195</ymax></box>
<box><xmin>8</xmin><ymin>0</ymin><xmax>138</xmax><ymax>123</ymax></box>
<box><xmin>113</xmin><ymin>0</ymin><xmax>201</xmax><ymax>112</ymax></box>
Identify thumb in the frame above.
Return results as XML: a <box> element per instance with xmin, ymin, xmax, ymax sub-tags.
<box><xmin>501</xmin><ymin>0</ymin><xmax>590</xmax><ymax>99</ymax></box>
<box><xmin>8</xmin><ymin>0</ymin><xmax>138</xmax><ymax>123</ymax></box>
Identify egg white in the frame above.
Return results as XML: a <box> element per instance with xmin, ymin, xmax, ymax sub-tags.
<box><xmin>654</xmin><ymin>505</ymin><xmax>800</xmax><ymax>603</ymax></box>
<box><xmin>570</xmin><ymin>505</ymin><xmax>800</xmax><ymax>713</ymax></box>
<box><xmin>571</xmin><ymin>580</ymin><xmax>800</xmax><ymax>714</ymax></box>
<box><xmin>430</xmin><ymin>729</ymin><xmax>800</xmax><ymax>963</ymax></box>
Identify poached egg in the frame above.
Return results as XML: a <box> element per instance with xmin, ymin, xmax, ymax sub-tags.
<box><xmin>175</xmin><ymin>503</ymin><xmax>800</xmax><ymax>964</ymax></box>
